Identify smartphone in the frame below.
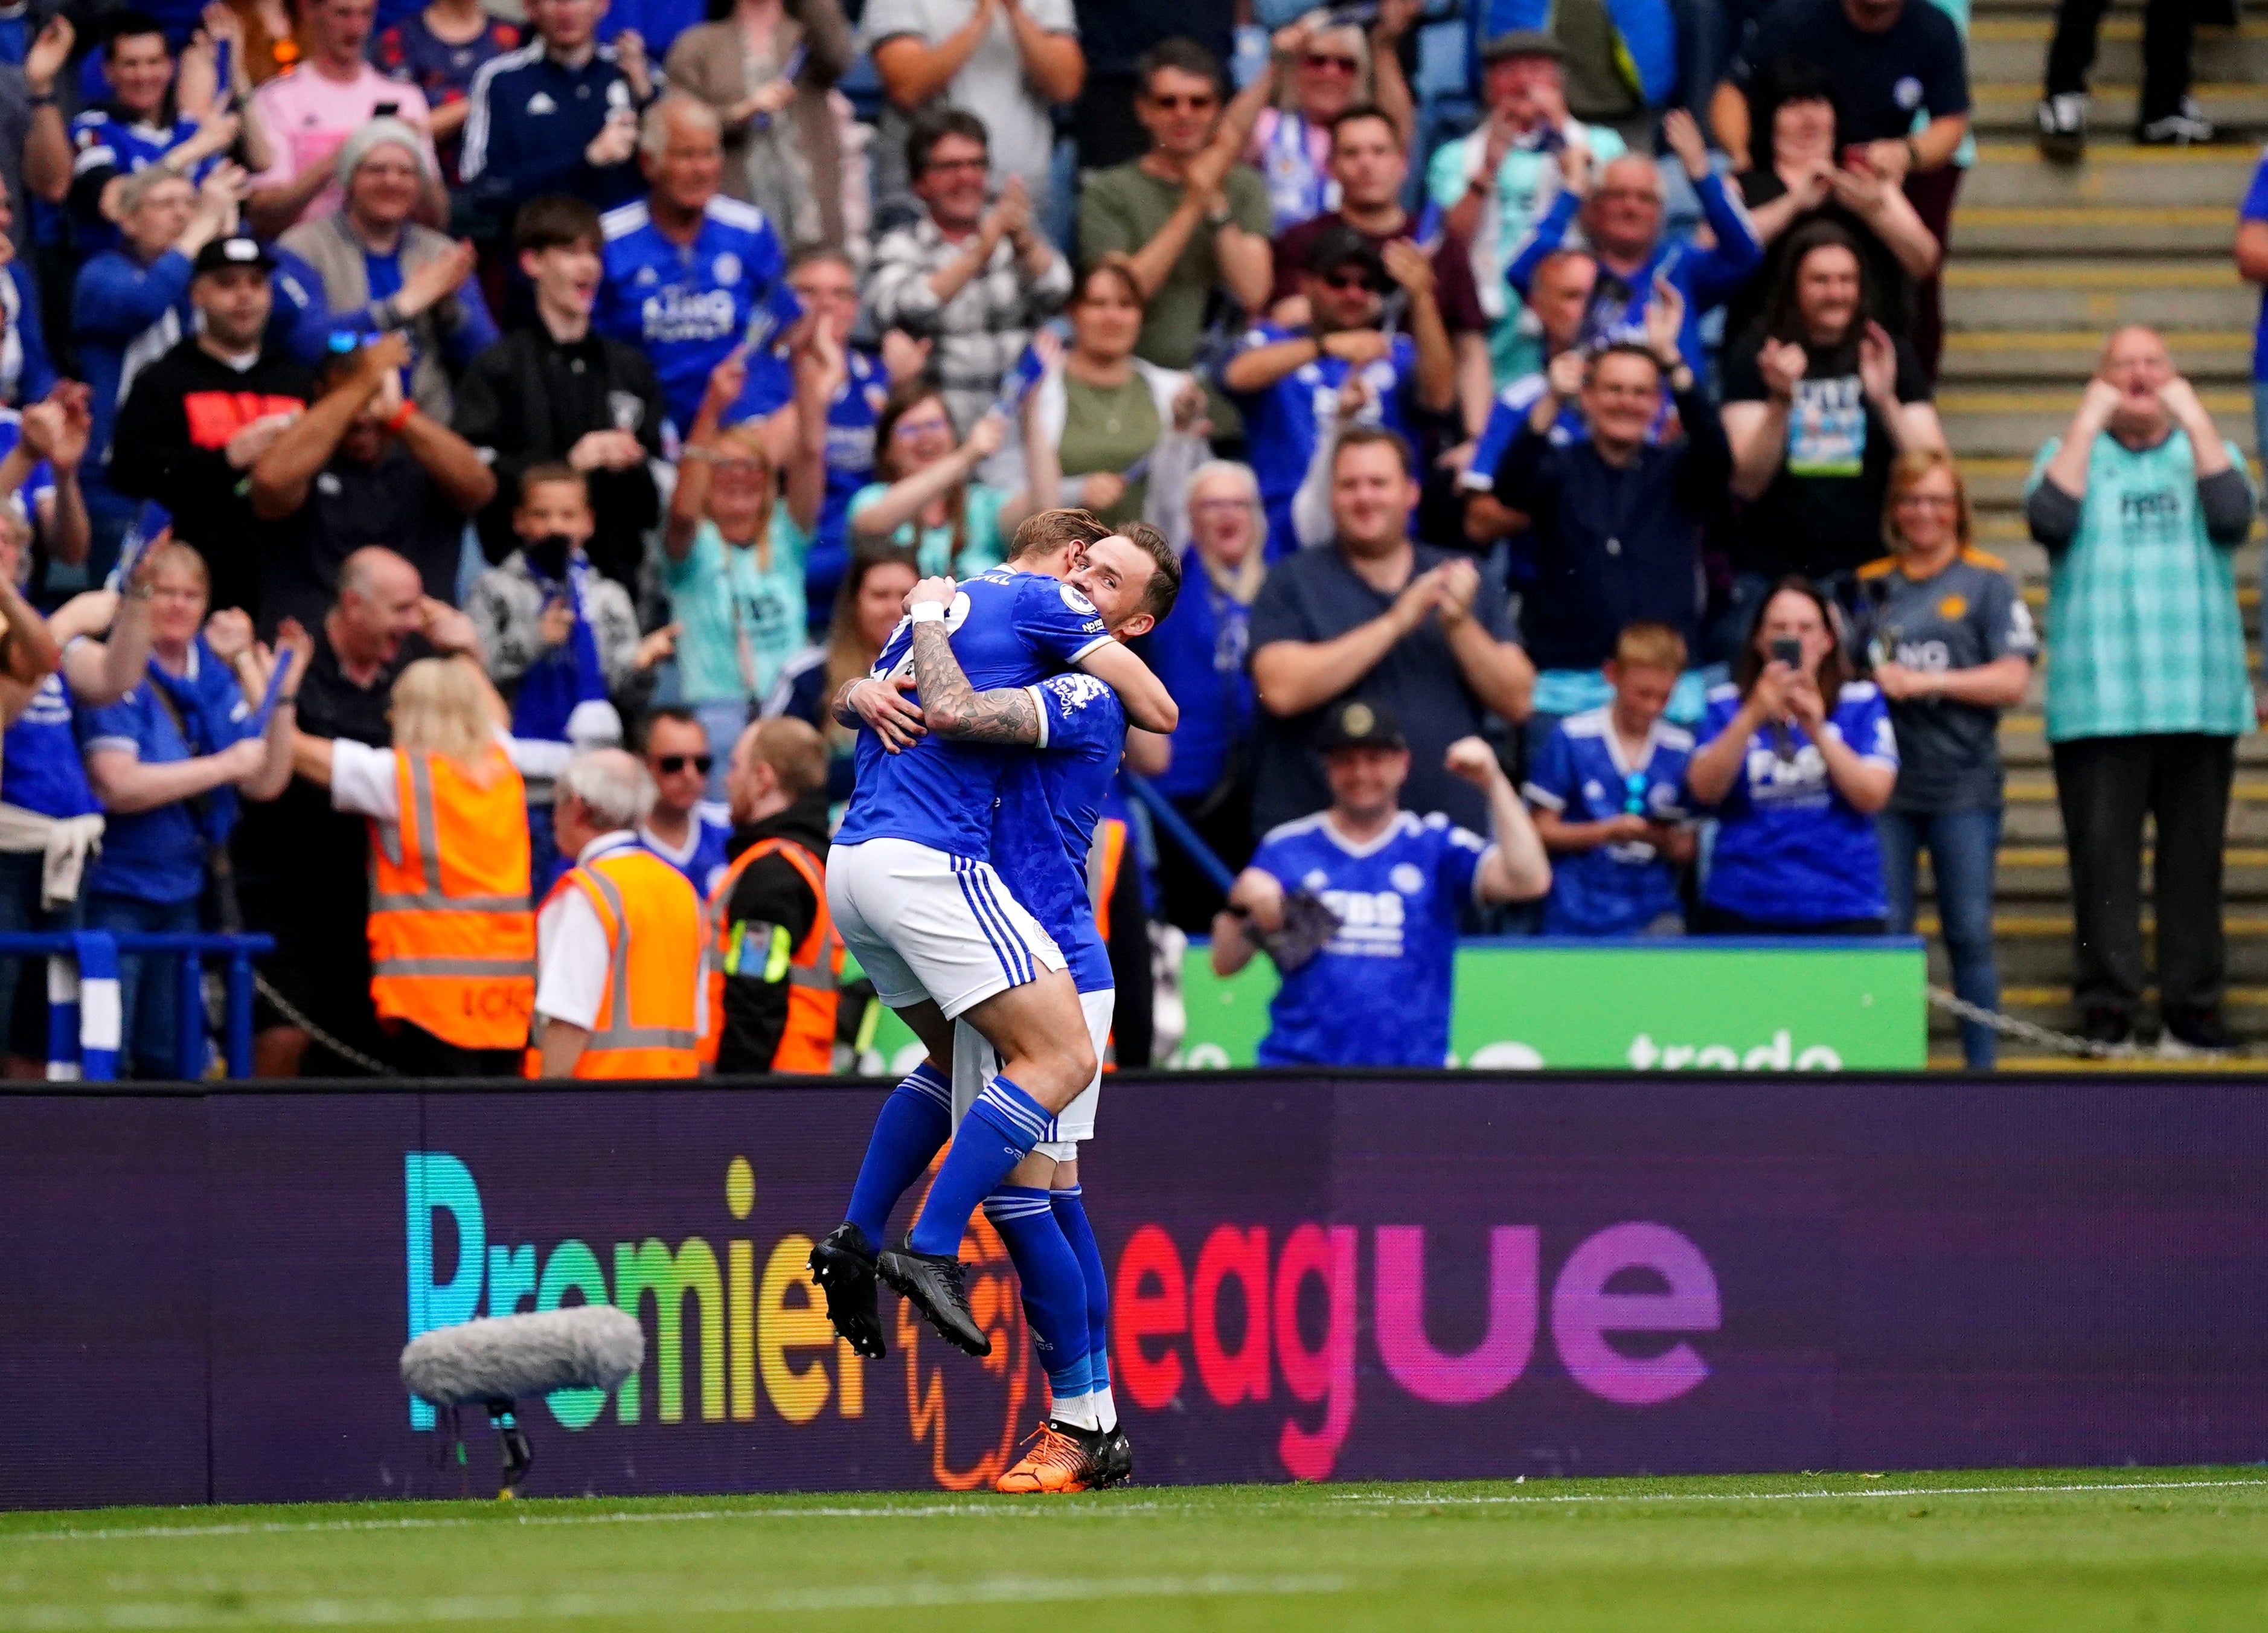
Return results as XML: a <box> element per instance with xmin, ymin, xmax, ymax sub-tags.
<box><xmin>1770</xmin><ymin>637</ymin><xmax>1802</xmax><ymax>669</ymax></box>
<box><xmin>374</xmin><ymin>100</ymin><xmax>400</xmax><ymax>118</ymax></box>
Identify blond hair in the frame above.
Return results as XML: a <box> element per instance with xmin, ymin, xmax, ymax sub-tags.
<box><xmin>391</xmin><ymin>657</ymin><xmax>505</xmax><ymax>785</ymax></box>
<box><xmin>1882</xmin><ymin>447</ymin><xmax>1971</xmax><ymax>556</ymax></box>
<box><xmin>741</xmin><ymin>716</ymin><xmax>828</xmax><ymax>802</ymax></box>
<box><xmin>146</xmin><ymin>540</ymin><xmax>210</xmax><ymax>594</ymax></box>
<box><xmin>1612</xmin><ymin>621</ymin><xmax>1688</xmax><ymax>674</ymax></box>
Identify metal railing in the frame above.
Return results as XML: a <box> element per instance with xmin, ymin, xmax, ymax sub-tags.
<box><xmin>0</xmin><ymin>931</ymin><xmax>274</xmax><ymax>1081</ymax></box>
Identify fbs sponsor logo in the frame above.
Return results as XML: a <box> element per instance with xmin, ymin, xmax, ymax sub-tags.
<box><xmin>1625</xmin><ymin>1029</ymin><xmax>1844</xmax><ymax>1071</ymax></box>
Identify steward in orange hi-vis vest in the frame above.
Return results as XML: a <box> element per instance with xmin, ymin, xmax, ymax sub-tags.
<box><xmin>367</xmin><ymin>748</ymin><xmax>535</xmax><ymax>1050</ymax></box>
<box><xmin>702</xmin><ymin>833</ymin><xmax>842</xmax><ymax>1071</ymax></box>
<box><xmin>539</xmin><ymin>843</ymin><xmax>704</xmax><ymax>1077</ymax></box>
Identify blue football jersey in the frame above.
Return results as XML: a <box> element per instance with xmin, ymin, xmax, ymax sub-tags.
<box><xmin>68</xmin><ymin>107</ymin><xmax>217</xmax><ymax>253</ymax></box>
<box><xmin>596</xmin><ymin>194</ymin><xmax>786</xmax><ymax>436</ymax></box>
<box><xmin>638</xmin><ymin>803</ymin><xmax>732</xmax><ymax>899</ymax></box>
<box><xmin>1229</xmin><ymin>321</ymin><xmax>1421</xmax><ymax>548</ymax></box>
<box><xmin>1689</xmin><ymin>681</ymin><xmax>1900</xmax><ymax>925</ymax></box>
<box><xmin>2</xmin><ymin>669</ymin><xmax>98</xmax><ymax>820</ymax></box>
<box><xmin>1248</xmin><ymin>809</ymin><xmax>1487</xmax><ymax>1067</ymax></box>
<box><xmin>834</xmin><ymin>570</ymin><xmax>1113</xmax><ymax>861</ymax></box>
<box><xmin>1459</xmin><ymin>373</ymin><xmax>1586</xmax><ymax>494</ymax></box>
<box><xmin>990</xmin><ymin>673</ymin><xmax>1127</xmax><ymax>995</ymax></box>
<box><xmin>1522</xmin><ymin>707</ymin><xmax>1691</xmax><ymax>937</ymax></box>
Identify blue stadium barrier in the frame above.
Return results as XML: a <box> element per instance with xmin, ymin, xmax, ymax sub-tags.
<box><xmin>0</xmin><ymin>931</ymin><xmax>275</xmax><ymax>1082</ymax></box>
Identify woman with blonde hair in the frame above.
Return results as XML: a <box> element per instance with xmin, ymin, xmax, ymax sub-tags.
<box><xmin>1245</xmin><ymin>5</ymin><xmax>1418</xmax><ymax>230</ymax></box>
<box><xmin>294</xmin><ymin>651</ymin><xmax>551</xmax><ymax>1077</ymax></box>
<box><xmin>1852</xmin><ymin>448</ymin><xmax>2037</xmax><ymax>1069</ymax></box>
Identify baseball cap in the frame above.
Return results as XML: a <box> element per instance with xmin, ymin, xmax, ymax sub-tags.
<box><xmin>1315</xmin><ymin>699</ymin><xmax>1407</xmax><ymax>754</ymax></box>
<box><xmin>191</xmin><ymin>235</ymin><xmax>277</xmax><ymax>277</ymax></box>
<box><xmin>1479</xmin><ymin>28</ymin><xmax>1565</xmax><ymax>63</ymax></box>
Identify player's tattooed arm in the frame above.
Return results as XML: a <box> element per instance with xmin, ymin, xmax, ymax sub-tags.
<box><xmin>909</xmin><ymin>620</ymin><xmax>1042</xmax><ymax>745</ymax></box>
<box><xmin>834</xmin><ymin>673</ymin><xmax>927</xmax><ymax>751</ymax></box>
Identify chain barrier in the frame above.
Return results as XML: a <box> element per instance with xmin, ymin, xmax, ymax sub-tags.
<box><xmin>251</xmin><ymin>973</ymin><xmax>401</xmax><ymax>1077</ymax></box>
<box><xmin>1926</xmin><ymin>985</ymin><xmax>2151</xmax><ymax>1062</ymax></box>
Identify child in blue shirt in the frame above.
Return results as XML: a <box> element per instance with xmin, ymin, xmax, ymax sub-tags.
<box><xmin>1523</xmin><ymin>623</ymin><xmax>1696</xmax><ymax>936</ymax></box>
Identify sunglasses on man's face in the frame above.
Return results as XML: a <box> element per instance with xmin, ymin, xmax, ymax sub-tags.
<box><xmin>1320</xmin><ymin>269</ymin><xmax>1386</xmax><ymax>294</ymax></box>
<box><xmin>654</xmin><ymin>754</ymin><xmax>714</xmax><ymax>776</ymax></box>
<box><xmin>1148</xmin><ymin>92</ymin><xmax>1218</xmax><ymax>112</ymax></box>
<box><xmin>1304</xmin><ymin>53</ymin><xmax>1360</xmax><ymax>72</ymax></box>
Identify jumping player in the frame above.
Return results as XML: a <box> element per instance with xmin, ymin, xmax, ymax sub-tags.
<box><xmin>818</xmin><ymin>525</ymin><xmax>1156</xmax><ymax>1493</ymax></box>
<box><xmin>813</xmin><ymin>512</ymin><xmax>1180</xmax><ymax>1359</ymax></box>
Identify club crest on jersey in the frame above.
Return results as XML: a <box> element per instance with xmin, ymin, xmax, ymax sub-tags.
<box><xmin>1049</xmin><ymin>673</ymin><xmax>1112</xmax><ymax>713</ymax></box>
<box><xmin>713</xmin><ymin>252</ymin><xmax>742</xmax><ymax>286</ymax></box>
<box><xmin>526</xmin><ymin>91</ymin><xmax>556</xmax><ymax>114</ymax></box>
<box><xmin>1059</xmin><ymin>583</ymin><xmax>1097</xmax><ymax>617</ymax></box>
<box><xmin>1389</xmin><ymin>863</ymin><xmax>1424</xmax><ymax>894</ymax></box>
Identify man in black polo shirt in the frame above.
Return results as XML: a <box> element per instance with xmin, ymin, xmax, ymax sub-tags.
<box><xmin>1711</xmin><ymin>0</ymin><xmax>1970</xmax><ymax>373</ymax></box>
<box><xmin>232</xmin><ymin>547</ymin><xmax>482</xmax><ymax>1076</ymax></box>
<box><xmin>1247</xmin><ymin>425</ymin><xmax>1534</xmax><ymax>838</ymax></box>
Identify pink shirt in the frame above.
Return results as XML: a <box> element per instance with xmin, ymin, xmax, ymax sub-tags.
<box><xmin>248</xmin><ymin>63</ymin><xmax>440</xmax><ymax>227</ymax></box>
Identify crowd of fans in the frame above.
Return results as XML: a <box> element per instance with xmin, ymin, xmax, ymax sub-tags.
<box><xmin>0</xmin><ymin>0</ymin><xmax>2253</xmax><ymax>1080</ymax></box>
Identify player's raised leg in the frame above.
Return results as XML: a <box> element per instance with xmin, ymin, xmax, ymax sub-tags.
<box><xmin>809</xmin><ymin>1001</ymin><xmax>955</xmax><ymax>1361</ymax></box>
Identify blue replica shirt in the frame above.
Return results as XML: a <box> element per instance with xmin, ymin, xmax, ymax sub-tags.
<box><xmin>67</xmin><ymin>105</ymin><xmax>217</xmax><ymax>254</ymax></box>
<box><xmin>1522</xmin><ymin>706</ymin><xmax>1693</xmax><ymax>937</ymax></box>
<box><xmin>71</xmin><ymin>246</ymin><xmax>193</xmax><ymax>476</ymax></box>
<box><xmin>1506</xmin><ymin>171</ymin><xmax>1764</xmax><ymax>373</ymax></box>
<box><xmin>2244</xmin><ymin>149</ymin><xmax>2268</xmax><ymax>382</ymax></box>
<box><xmin>638</xmin><ymin>801</ymin><xmax>732</xmax><ymax>898</ymax></box>
<box><xmin>79</xmin><ymin>641</ymin><xmax>256</xmax><ymax>905</ymax></box>
<box><xmin>3</xmin><ymin>668</ymin><xmax>98</xmax><ymax>818</ymax></box>
<box><xmin>1689</xmin><ymin>680</ymin><xmax>1900</xmax><ymax>925</ymax></box>
<box><xmin>0</xmin><ymin>261</ymin><xmax>56</xmax><ymax>409</ymax></box>
<box><xmin>1249</xmin><ymin>809</ymin><xmax>1488</xmax><ymax>1068</ymax></box>
<box><xmin>991</xmin><ymin>673</ymin><xmax>1127</xmax><ymax>995</ymax></box>
<box><xmin>1461</xmin><ymin>373</ymin><xmax>1586</xmax><ymax>495</ymax></box>
<box><xmin>836</xmin><ymin>569</ymin><xmax>1113</xmax><ymax>861</ymax></box>
<box><xmin>597</xmin><ymin>194</ymin><xmax>787</xmax><ymax>437</ymax></box>
<box><xmin>1142</xmin><ymin>548</ymin><xmax>1253</xmax><ymax>802</ymax></box>
<box><xmin>1228</xmin><ymin>321</ymin><xmax>1421</xmax><ymax>555</ymax></box>
<box><xmin>744</xmin><ymin>344</ymin><xmax>887</xmax><ymax>623</ymax></box>
<box><xmin>0</xmin><ymin>405</ymin><xmax>57</xmax><ymax>514</ymax></box>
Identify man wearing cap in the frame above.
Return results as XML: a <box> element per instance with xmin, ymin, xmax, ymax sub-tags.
<box><xmin>1220</xmin><ymin>220</ymin><xmax>1455</xmax><ymax>555</ymax></box>
<box><xmin>1211</xmin><ymin>699</ymin><xmax>1549</xmax><ymax>1067</ymax></box>
<box><xmin>1424</xmin><ymin>31</ymin><xmax>1626</xmax><ymax>387</ymax></box>
<box><xmin>279</xmin><ymin>118</ymin><xmax>496</xmax><ymax>422</ymax></box>
<box><xmin>107</xmin><ymin>232</ymin><xmax>316</xmax><ymax>617</ymax></box>
<box><xmin>245</xmin><ymin>0</ymin><xmax>447</xmax><ymax>238</ymax></box>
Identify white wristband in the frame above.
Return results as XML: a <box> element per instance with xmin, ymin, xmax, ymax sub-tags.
<box><xmin>909</xmin><ymin>602</ymin><xmax>947</xmax><ymax>624</ymax></box>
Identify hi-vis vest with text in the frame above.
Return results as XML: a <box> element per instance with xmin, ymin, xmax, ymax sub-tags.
<box><xmin>367</xmin><ymin>749</ymin><xmax>534</xmax><ymax>1049</ymax></box>
<box><xmin>540</xmin><ymin>848</ymin><xmax>703</xmax><ymax>1078</ymax></box>
<box><xmin>702</xmin><ymin>836</ymin><xmax>842</xmax><ymax>1072</ymax></box>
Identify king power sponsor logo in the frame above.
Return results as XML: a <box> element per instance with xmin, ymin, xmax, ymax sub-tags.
<box><xmin>405</xmin><ymin>1153</ymin><xmax>1724</xmax><ymax>1483</ymax></box>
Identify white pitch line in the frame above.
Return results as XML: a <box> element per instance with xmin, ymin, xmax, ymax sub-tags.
<box><xmin>1327</xmin><ymin>1477</ymin><xmax>2268</xmax><ymax>1508</ymax></box>
<box><xmin>3</xmin><ymin>1501</ymin><xmax>1162</xmax><ymax>1544</ymax></box>
<box><xmin>0</xmin><ymin>1572</ymin><xmax>1350</xmax><ymax>1631</ymax></box>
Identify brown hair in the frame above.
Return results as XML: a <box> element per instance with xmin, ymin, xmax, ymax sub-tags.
<box><xmin>1760</xmin><ymin>220</ymin><xmax>1872</xmax><ymax>346</ymax></box>
<box><xmin>1070</xmin><ymin>254</ymin><xmax>1144</xmax><ymax>310</ymax></box>
<box><xmin>1007</xmin><ymin>507</ymin><xmax>1110</xmax><ymax>566</ymax></box>
<box><xmin>514</xmin><ymin>194</ymin><xmax>603</xmax><ymax>255</ymax></box>
<box><xmin>1731</xmin><ymin>576</ymin><xmax>1853</xmax><ymax>699</ymax></box>
<box><xmin>823</xmin><ymin>545</ymin><xmax>921</xmax><ymax>749</ymax></box>
<box><xmin>1330</xmin><ymin>423</ymin><xmax>1413</xmax><ymax>478</ymax></box>
<box><xmin>519</xmin><ymin>462</ymin><xmax>588</xmax><ymax>507</ymax></box>
<box><xmin>1882</xmin><ymin>447</ymin><xmax>1972</xmax><ymax>556</ymax></box>
<box><xmin>743</xmin><ymin>716</ymin><xmax>828</xmax><ymax>802</ymax></box>
<box><xmin>1121</xmin><ymin>520</ymin><xmax>1182</xmax><ymax>623</ymax></box>
<box><xmin>873</xmin><ymin>379</ymin><xmax>968</xmax><ymax>570</ymax></box>
<box><xmin>1612</xmin><ymin>621</ymin><xmax>1688</xmax><ymax>673</ymax></box>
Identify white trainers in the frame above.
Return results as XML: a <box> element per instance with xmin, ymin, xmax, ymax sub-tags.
<box><xmin>2034</xmin><ymin>92</ymin><xmax>2088</xmax><ymax>161</ymax></box>
<box><xmin>2136</xmin><ymin>97</ymin><xmax>2217</xmax><ymax>146</ymax></box>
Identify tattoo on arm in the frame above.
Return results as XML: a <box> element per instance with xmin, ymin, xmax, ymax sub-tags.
<box><xmin>911</xmin><ymin>621</ymin><xmax>1040</xmax><ymax>745</ymax></box>
<box><xmin>830</xmin><ymin>676</ymin><xmax>868</xmax><ymax>728</ymax></box>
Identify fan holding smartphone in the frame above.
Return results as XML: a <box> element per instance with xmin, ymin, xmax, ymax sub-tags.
<box><xmin>1681</xmin><ymin>577</ymin><xmax>1902</xmax><ymax>935</ymax></box>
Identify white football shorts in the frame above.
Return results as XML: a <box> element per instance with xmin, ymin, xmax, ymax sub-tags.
<box><xmin>827</xmin><ymin>837</ymin><xmax>1067</xmax><ymax>1021</ymax></box>
<box><xmin>952</xmin><ymin>986</ymin><xmax>1115</xmax><ymax>1160</ymax></box>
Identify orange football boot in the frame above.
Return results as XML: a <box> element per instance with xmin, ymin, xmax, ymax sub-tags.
<box><xmin>995</xmin><ymin>1420</ymin><xmax>1102</xmax><ymax>1493</ymax></box>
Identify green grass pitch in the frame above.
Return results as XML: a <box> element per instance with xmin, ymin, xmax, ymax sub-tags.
<box><xmin>7</xmin><ymin>1467</ymin><xmax>2268</xmax><ymax>1631</ymax></box>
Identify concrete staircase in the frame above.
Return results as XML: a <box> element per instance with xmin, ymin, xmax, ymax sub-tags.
<box><xmin>1929</xmin><ymin>0</ymin><xmax>2267</xmax><ymax>1062</ymax></box>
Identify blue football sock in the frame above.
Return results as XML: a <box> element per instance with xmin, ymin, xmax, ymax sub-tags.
<box><xmin>845</xmin><ymin>1062</ymin><xmax>951</xmax><ymax>1248</ymax></box>
<box><xmin>984</xmin><ymin>1186</ymin><xmax>1092</xmax><ymax>1409</ymax></box>
<box><xmin>1051</xmin><ymin>1184</ymin><xmax>1112</xmax><ymax>1393</ymax></box>
<box><xmin>908</xmin><ymin>1074</ymin><xmax>1048</xmax><ymax>1257</ymax></box>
